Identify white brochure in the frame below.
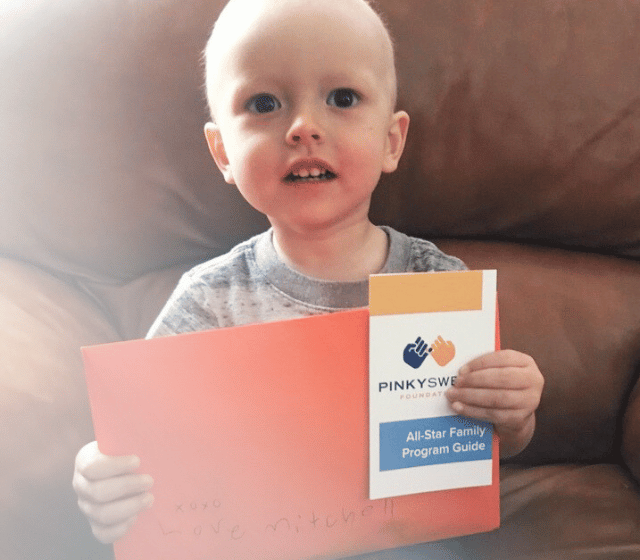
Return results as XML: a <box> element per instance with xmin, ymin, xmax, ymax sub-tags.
<box><xmin>369</xmin><ymin>269</ymin><xmax>497</xmax><ymax>500</ymax></box>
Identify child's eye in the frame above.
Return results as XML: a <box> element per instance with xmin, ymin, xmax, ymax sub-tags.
<box><xmin>246</xmin><ymin>94</ymin><xmax>281</xmax><ymax>114</ymax></box>
<box><xmin>327</xmin><ymin>88</ymin><xmax>360</xmax><ymax>108</ymax></box>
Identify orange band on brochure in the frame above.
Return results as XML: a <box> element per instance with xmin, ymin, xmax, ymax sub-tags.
<box><xmin>369</xmin><ymin>270</ymin><xmax>484</xmax><ymax>316</ymax></box>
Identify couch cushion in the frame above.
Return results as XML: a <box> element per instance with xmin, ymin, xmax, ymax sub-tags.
<box><xmin>350</xmin><ymin>465</ymin><xmax>640</xmax><ymax>559</ymax></box>
<box><xmin>457</xmin><ymin>464</ymin><xmax>640</xmax><ymax>559</ymax></box>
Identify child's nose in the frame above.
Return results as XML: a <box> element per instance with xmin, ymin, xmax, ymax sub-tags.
<box><xmin>286</xmin><ymin>109</ymin><xmax>323</xmax><ymax>146</ymax></box>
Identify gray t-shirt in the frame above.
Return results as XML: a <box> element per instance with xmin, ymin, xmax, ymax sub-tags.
<box><xmin>146</xmin><ymin>226</ymin><xmax>466</xmax><ymax>338</ymax></box>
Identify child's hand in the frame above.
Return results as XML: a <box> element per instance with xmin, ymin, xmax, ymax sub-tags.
<box><xmin>445</xmin><ymin>350</ymin><xmax>544</xmax><ymax>459</ymax></box>
<box><xmin>72</xmin><ymin>441</ymin><xmax>154</xmax><ymax>543</ymax></box>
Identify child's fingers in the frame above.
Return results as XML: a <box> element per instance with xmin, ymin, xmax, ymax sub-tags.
<box><xmin>447</xmin><ymin>386</ymin><xmax>525</xmax><ymax>411</ymax></box>
<box><xmin>451</xmin><ymin>350</ymin><xmax>543</xmax><ymax>458</ymax></box>
<box><xmin>76</xmin><ymin>440</ymin><xmax>141</xmax><ymax>481</ymax></box>
<box><xmin>449</xmin><ymin>398</ymin><xmax>531</xmax><ymax>428</ymax></box>
<box><xmin>456</xmin><ymin>351</ymin><xmax>543</xmax><ymax>396</ymax></box>
<box><xmin>88</xmin><ymin>513</ymin><xmax>141</xmax><ymax>544</ymax></box>
<box><xmin>78</xmin><ymin>490</ymin><xmax>154</xmax><ymax>531</ymax></box>
<box><xmin>73</xmin><ymin>441</ymin><xmax>154</xmax><ymax>544</ymax></box>
<box><xmin>454</xmin><ymin>366</ymin><xmax>532</xmax><ymax>390</ymax></box>
<box><xmin>460</xmin><ymin>349</ymin><xmax>535</xmax><ymax>374</ymax></box>
<box><xmin>74</xmin><ymin>470</ymin><xmax>154</xmax><ymax>504</ymax></box>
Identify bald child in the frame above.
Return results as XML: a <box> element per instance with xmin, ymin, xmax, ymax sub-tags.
<box><xmin>73</xmin><ymin>0</ymin><xmax>543</xmax><ymax>544</ymax></box>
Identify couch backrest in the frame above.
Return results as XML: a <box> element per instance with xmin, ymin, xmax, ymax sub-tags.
<box><xmin>375</xmin><ymin>0</ymin><xmax>640</xmax><ymax>257</ymax></box>
<box><xmin>3</xmin><ymin>0</ymin><xmax>640</xmax><ymax>283</ymax></box>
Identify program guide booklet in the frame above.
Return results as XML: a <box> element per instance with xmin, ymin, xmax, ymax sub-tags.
<box><xmin>369</xmin><ymin>269</ymin><xmax>498</xmax><ymax>500</ymax></box>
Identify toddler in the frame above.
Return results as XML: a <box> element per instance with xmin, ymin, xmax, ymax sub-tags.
<box><xmin>73</xmin><ymin>0</ymin><xmax>544</xmax><ymax>545</ymax></box>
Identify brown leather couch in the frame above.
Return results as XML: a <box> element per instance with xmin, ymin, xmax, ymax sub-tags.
<box><xmin>3</xmin><ymin>0</ymin><xmax>640</xmax><ymax>558</ymax></box>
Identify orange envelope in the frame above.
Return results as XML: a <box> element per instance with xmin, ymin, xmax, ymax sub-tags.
<box><xmin>83</xmin><ymin>308</ymin><xmax>499</xmax><ymax>560</ymax></box>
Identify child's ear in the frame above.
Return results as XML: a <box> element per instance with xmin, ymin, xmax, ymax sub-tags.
<box><xmin>204</xmin><ymin>122</ymin><xmax>235</xmax><ymax>184</ymax></box>
<box><xmin>382</xmin><ymin>110</ymin><xmax>410</xmax><ymax>173</ymax></box>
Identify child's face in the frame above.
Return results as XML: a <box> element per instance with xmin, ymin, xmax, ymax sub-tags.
<box><xmin>205</xmin><ymin>0</ymin><xmax>409</xmax><ymax>236</ymax></box>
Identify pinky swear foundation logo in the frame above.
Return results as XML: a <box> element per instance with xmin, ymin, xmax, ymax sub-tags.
<box><xmin>403</xmin><ymin>336</ymin><xmax>455</xmax><ymax>369</ymax></box>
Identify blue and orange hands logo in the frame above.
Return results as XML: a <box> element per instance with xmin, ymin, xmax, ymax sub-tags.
<box><xmin>403</xmin><ymin>336</ymin><xmax>455</xmax><ymax>369</ymax></box>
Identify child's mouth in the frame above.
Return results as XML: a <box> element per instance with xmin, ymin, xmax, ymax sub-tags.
<box><xmin>283</xmin><ymin>159</ymin><xmax>338</xmax><ymax>183</ymax></box>
<box><xmin>284</xmin><ymin>169</ymin><xmax>337</xmax><ymax>183</ymax></box>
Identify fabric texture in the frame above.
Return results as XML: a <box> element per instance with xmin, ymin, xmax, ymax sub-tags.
<box><xmin>146</xmin><ymin>226</ymin><xmax>467</xmax><ymax>338</ymax></box>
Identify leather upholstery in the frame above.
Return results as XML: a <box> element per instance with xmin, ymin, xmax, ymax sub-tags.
<box><xmin>2</xmin><ymin>0</ymin><xmax>639</xmax><ymax>557</ymax></box>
